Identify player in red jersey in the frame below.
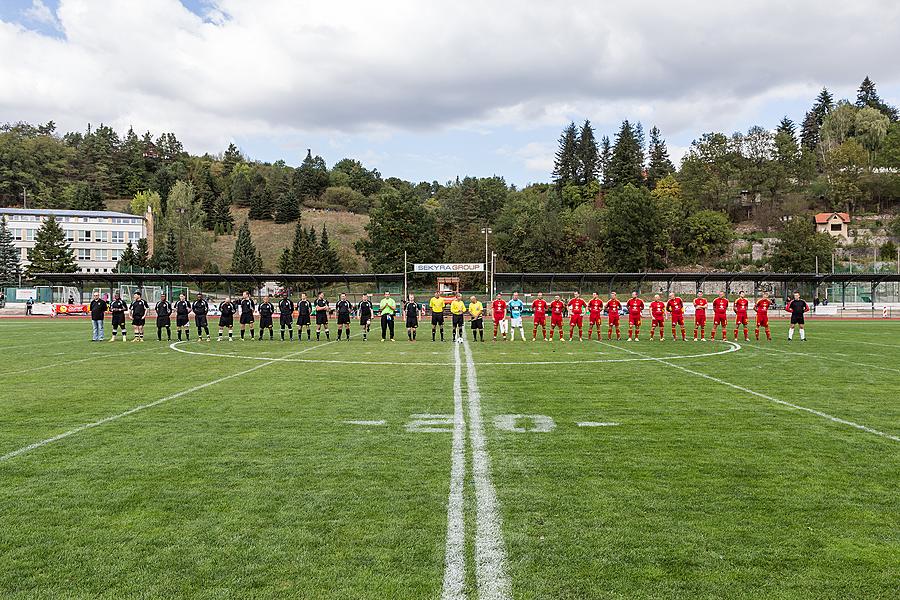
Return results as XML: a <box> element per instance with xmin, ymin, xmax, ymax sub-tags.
<box><xmin>626</xmin><ymin>291</ymin><xmax>644</xmax><ymax>341</ymax></box>
<box><xmin>605</xmin><ymin>292</ymin><xmax>622</xmax><ymax>340</ymax></box>
<box><xmin>666</xmin><ymin>292</ymin><xmax>686</xmax><ymax>340</ymax></box>
<box><xmin>733</xmin><ymin>290</ymin><xmax>750</xmax><ymax>341</ymax></box>
<box><xmin>754</xmin><ymin>291</ymin><xmax>773</xmax><ymax>341</ymax></box>
<box><xmin>531</xmin><ymin>292</ymin><xmax>548</xmax><ymax>341</ymax></box>
<box><xmin>649</xmin><ymin>294</ymin><xmax>666</xmax><ymax>341</ymax></box>
<box><xmin>491</xmin><ymin>293</ymin><xmax>508</xmax><ymax>341</ymax></box>
<box><xmin>692</xmin><ymin>291</ymin><xmax>708</xmax><ymax>341</ymax></box>
<box><xmin>567</xmin><ymin>291</ymin><xmax>587</xmax><ymax>341</ymax></box>
<box><xmin>711</xmin><ymin>291</ymin><xmax>729</xmax><ymax>340</ymax></box>
<box><xmin>587</xmin><ymin>292</ymin><xmax>604</xmax><ymax>340</ymax></box>
<box><xmin>548</xmin><ymin>294</ymin><xmax>566</xmax><ymax>341</ymax></box>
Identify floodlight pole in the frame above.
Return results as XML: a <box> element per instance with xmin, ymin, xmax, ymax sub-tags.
<box><xmin>403</xmin><ymin>250</ymin><xmax>407</xmax><ymax>301</ymax></box>
<box><xmin>481</xmin><ymin>227</ymin><xmax>492</xmax><ymax>294</ymax></box>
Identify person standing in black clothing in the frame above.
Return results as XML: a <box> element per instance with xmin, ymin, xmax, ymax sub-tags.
<box><xmin>129</xmin><ymin>291</ymin><xmax>149</xmax><ymax>342</ymax></box>
<box><xmin>786</xmin><ymin>291</ymin><xmax>810</xmax><ymax>341</ymax></box>
<box><xmin>258</xmin><ymin>296</ymin><xmax>275</xmax><ymax>340</ymax></box>
<box><xmin>174</xmin><ymin>293</ymin><xmax>192</xmax><ymax>341</ymax></box>
<box><xmin>89</xmin><ymin>292</ymin><xmax>108</xmax><ymax>341</ymax></box>
<box><xmin>357</xmin><ymin>293</ymin><xmax>373</xmax><ymax>341</ymax></box>
<box><xmin>279</xmin><ymin>295</ymin><xmax>295</xmax><ymax>340</ymax></box>
<box><xmin>335</xmin><ymin>293</ymin><xmax>352</xmax><ymax>340</ymax></box>
<box><xmin>25</xmin><ymin>297</ymin><xmax>34</xmax><ymax>315</ymax></box>
<box><xmin>218</xmin><ymin>295</ymin><xmax>237</xmax><ymax>341</ymax></box>
<box><xmin>314</xmin><ymin>292</ymin><xmax>330</xmax><ymax>341</ymax></box>
<box><xmin>155</xmin><ymin>293</ymin><xmax>173</xmax><ymax>341</ymax></box>
<box><xmin>405</xmin><ymin>294</ymin><xmax>422</xmax><ymax>342</ymax></box>
<box><xmin>109</xmin><ymin>293</ymin><xmax>128</xmax><ymax>341</ymax></box>
<box><xmin>239</xmin><ymin>291</ymin><xmax>256</xmax><ymax>340</ymax></box>
<box><xmin>193</xmin><ymin>293</ymin><xmax>211</xmax><ymax>341</ymax></box>
<box><xmin>296</xmin><ymin>293</ymin><xmax>312</xmax><ymax>340</ymax></box>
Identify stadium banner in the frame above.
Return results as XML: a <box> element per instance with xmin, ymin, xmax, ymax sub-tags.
<box><xmin>15</xmin><ymin>288</ymin><xmax>36</xmax><ymax>300</ymax></box>
<box><xmin>54</xmin><ymin>303</ymin><xmax>89</xmax><ymax>316</ymax></box>
<box><xmin>414</xmin><ymin>263</ymin><xmax>485</xmax><ymax>273</ymax></box>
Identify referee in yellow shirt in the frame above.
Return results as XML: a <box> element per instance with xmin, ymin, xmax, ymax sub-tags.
<box><xmin>450</xmin><ymin>293</ymin><xmax>467</xmax><ymax>343</ymax></box>
<box><xmin>469</xmin><ymin>296</ymin><xmax>484</xmax><ymax>342</ymax></box>
<box><xmin>429</xmin><ymin>291</ymin><xmax>446</xmax><ymax>342</ymax></box>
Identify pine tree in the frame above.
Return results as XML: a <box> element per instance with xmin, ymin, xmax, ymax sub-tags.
<box><xmin>552</xmin><ymin>122</ymin><xmax>579</xmax><ymax>190</ymax></box>
<box><xmin>117</xmin><ymin>241</ymin><xmax>136</xmax><ymax>272</ymax></box>
<box><xmin>152</xmin><ymin>230</ymin><xmax>179</xmax><ymax>272</ymax></box>
<box><xmin>776</xmin><ymin>116</ymin><xmax>796</xmax><ymax>140</ymax></box>
<box><xmin>213</xmin><ymin>192</ymin><xmax>234</xmax><ymax>233</ymax></box>
<box><xmin>230</xmin><ymin>170</ymin><xmax>252</xmax><ymax>207</ymax></box>
<box><xmin>0</xmin><ymin>216</ymin><xmax>20</xmax><ymax>284</ymax></box>
<box><xmin>800</xmin><ymin>110</ymin><xmax>820</xmax><ymax>151</ymax></box>
<box><xmin>576</xmin><ymin>120</ymin><xmax>599</xmax><ymax>186</ymax></box>
<box><xmin>599</xmin><ymin>135</ymin><xmax>612</xmax><ymax>188</ymax></box>
<box><xmin>855</xmin><ymin>76</ymin><xmax>899</xmax><ymax>121</ymax></box>
<box><xmin>356</xmin><ymin>188</ymin><xmax>439</xmax><ymax>272</ymax></box>
<box><xmin>813</xmin><ymin>87</ymin><xmax>834</xmax><ymax>121</ymax></box>
<box><xmin>292</xmin><ymin>149</ymin><xmax>330</xmax><ymax>200</ymax></box>
<box><xmin>288</xmin><ymin>221</ymin><xmax>311</xmax><ymax>273</ymax></box>
<box><xmin>231</xmin><ymin>221</ymin><xmax>262</xmax><ymax>273</ymax></box>
<box><xmin>135</xmin><ymin>238</ymin><xmax>149</xmax><ymax>268</ymax></box>
<box><xmin>274</xmin><ymin>191</ymin><xmax>300</xmax><ymax>223</ymax></box>
<box><xmin>319</xmin><ymin>224</ymin><xmax>341</xmax><ymax>273</ymax></box>
<box><xmin>194</xmin><ymin>163</ymin><xmax>217</xmax><ymax>229</ymax></box>
<box><xmin>646</xmin><ymin>126</ymin><xmax>675</xmax><ymax>189</ymax></box>
<box><xmin>26</xmin><ymin>215</ymin><xmax>77</xmax><ymax>277</ymax></box>
<box><xmin>607</xmin><ymin>120</ymin><xmax>645</xmax><ymax>189</ymax></box>
<box><xmin>222</xmin><ymin>143</ymin><xmax>243</xmax><ymax>177</ymax></box>
<box><xmin>277</xmin><ymin>247</ymin><xmax>294</xmax><ymax>275</ymax></box>
<box><xmin>69</xmin><ymin>182</ymin><xmax>105</xmax><ymax>211</ymax></box>
<box><xmin>248</xmin><ymin>172</ymin><xmax>273</xmax><ymax>220</ymax></box>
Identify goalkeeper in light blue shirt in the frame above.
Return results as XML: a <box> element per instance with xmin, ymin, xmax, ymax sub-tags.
<box><xmin>508</xmin><ymin>292</ymin><xmax>526</xmax><ymax>341</ymax></box>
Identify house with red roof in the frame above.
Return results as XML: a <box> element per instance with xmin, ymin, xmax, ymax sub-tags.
<box><xmin>814</xmin><ymin>212</ymin><xmax>850</xmax><ymax>241</ymax></box>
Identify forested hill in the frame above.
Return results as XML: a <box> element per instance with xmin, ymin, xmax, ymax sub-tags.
<box><xmin>1</xmin><ymin>75</ymin><xmax>899</xmax><ymax>276</ymax></box>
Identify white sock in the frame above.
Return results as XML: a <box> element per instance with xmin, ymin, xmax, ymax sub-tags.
<box><xmin>800</xmin><ymin>329</ymin><xmax>805</xmax><ymax>340</ymax></box>
<box><xmin>788</xmin><ymin>328</ymin><xmax>794</xmax><ymax>340</ymax></box>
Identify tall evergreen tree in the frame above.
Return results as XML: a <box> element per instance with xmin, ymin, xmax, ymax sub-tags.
<box><xmin>221</xmin><ymin>143</ymin><xmax>243</xmax><ymax>177</ymax></box>
<box><xmin>26</xmin><ymin>215</ymin><xmax>77</xmax><ymax>277</ymax></box>
<box><xmin>152</xmin><ymin>230</ymin><xmax>179</xmax><ymax>272</ymax></box>
<box><xmin>800</xmin><ymin>110</ymin><xmax>820</xmax><ymax>151</ymax></box>
<box><xmin>646</xmin><ymin>126</ymin><xmax>675</xmax><ymax>188</ymax></box>
<box><xmin>356</xmin><ymin>189</ymin><xmax>439</xmax><ymax>272</ymax></box>
<box><xmin>598</xmin><ymin>135</ymin><xmax>612</xmax><ymax>188</ymax></box>
<box><xmin>135</xmin><ymin>237</ymin><xmax>149</xmax><ymax>268</ymax></box>
<box><xmin>69</xmin><ymin>182</ymin><xmax>105</xmax><ymax>211</ymax></box>
<box><xmin>274</xmin><ymin>191</ymin><xmax>300</xmax><ymax>224</ymax></box>
<box><xmin>319</xmin><ymin>224</ymin><xmax>341</xmax><ymax>273</ymax></box>
<box><xmin>776</xmin><ymin>116</ymin><xmax>796</xmax><ymax>140</ymax></box>
<box><xmin>276</xmin><ymin>247</ymin><xmax>294</xmax><ymax>275</ymax></box>
<box><xmin>292</xmin><ymin>150</ymin><xmax>330</xmax><ymax>200</ymax></box>
<box><xmin>607</xmin><ymin>120</ymin><xmax>645</xmax><ymax>189</ymax></box>
<box><xmin>193</xmin><ymin>163</ymin><xmax>217</xmax><ymax>229</ymax></box>
<box><xmin>248</xmin><ymin>172</ymin><xmax>273</xmax><ymax>220</ymax></box>
<box><xmin>552</xmin><ymin>122</ymin><xmax>579</xmax><ymax>190</ymax></box>
<box><xmin>230</xmin><ymin>170</ymin><xmax>252</xmax><ymax>207</ymax></box>
<box><xmin>231</xmin><ymin>221</ymin><xmax>262</xmax><ymax>273</ymax></box>
<box><xmin>576</xmin><ymin>120</ymin><xmax>600</xmax><ymax>186</ymax></box>
<box><xmin>288</xmin><ymin>220</ymin><xmax>313</xmax><ymax>273</ymax></box>
<box><xmin>213</xmin><ymin>192</ymin><xmax>234</xmax><ymax>233</ymax></box>
<box><xmin>0</xmin><ymin>217</ymin><xmax>20</xmax><ymax>284</ymax></box>
<box><xmin>117</xmin><ymin>241</ymin><xmax>136</xmax><ymax>272</ymax></box>
<box><xmin>855</xmin><ymin>75</ymin><xmax>899</xmax><ymax>121</ymax></box>
<box><xmin>813</xmin><ymin>87</ymin><xmax>834</xmax><ymax>120</ymax></box>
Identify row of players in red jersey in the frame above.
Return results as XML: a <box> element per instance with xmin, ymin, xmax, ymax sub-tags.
<box><xmin>487</xmin><ymin>290</ymin><xmax>782</xmax><ymax>342</ymax></box>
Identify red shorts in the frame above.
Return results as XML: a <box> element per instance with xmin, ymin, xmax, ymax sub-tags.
<box><xmin>550</xmin><ymin>314</ymin><xmax>563</xmax><ymax>327</ymax></box>
<box><xmin>756</xmin><ymin>314</ymin><xmax>769</xmax><ymax>327</ymax></box>
<box><xmin>533</xmin><ymin>314</ymin><xmax>546</xmax><ymax>325</ymax></box>
<box><xmin>695</xmin><ymin>312</ymin><xmax>706</xmax><ymax>326</ymax></box>
<box><xmin>628</xmin><ymin>314</ymin><xmax>641</xmax><ymax>326</ymax></box>
<box><xmin>570</xmin><ymin>314</ymin><xmax>584</xmax><ymax>326</ymax></box>
<box><xmin>670</xmin><ymin>314</ymin><xmax>685</xmax><ymax>326</ymax></box>
<box><xmin>713</xmin><ymin>314</ymin><xmax>727</xmax><ymax>327</ymax></box>
<box><xmin>493</xmin><ymin>313</ymin><xmax>505</xmax><ymax>322</ymax></box>
<box><xmin>735</xmin><ymin>312</ymin><xmax>748</xmax><ymax>326</ymax></box>
<box><xmin>608</xmin><ymin>313</ymin><xmax>620</xmax><ymax>325</ymax></box>
<box><xmin>589</xmin><ymin>313</ymin><xmax>602</xmax><ymax>326</ymax></box>
<box><xmin>651</xmin><ymin>318</ymin><xmax>664</xmax><ymax>327</ymax></box>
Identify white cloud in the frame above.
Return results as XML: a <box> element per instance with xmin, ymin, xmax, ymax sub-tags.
<box><xmin>22</xmin><ymin>0</ymin><xmax>59</xmax><ymax>29</ymax></box>
<box><xmin>1</xmin><ymin>0</ymin><xmax>898</xmax><ymax>157</ymax></box>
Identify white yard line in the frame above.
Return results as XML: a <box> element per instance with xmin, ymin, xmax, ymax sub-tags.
<box><xmin>596</xmin><ymin>341</ymin><xmax>899</xmax><ymax>443</ymax></box>
<box><xmin>441</xmin><ymin>342</ymin><xmax>467</xmax><ymax>600</ymax></box>
<box><xmin>342</xmin><ymin>420</ymin><xmax>387</xmax><ymax>426</ymax></box>
<box><xmin>0</xmin><ymin>348</ymin><xmax>151</xmax><ymax>377</ymax></box>
<box><xmin>0</xmin><ymin>342</ymin><xmax>334</xmax><ymax>462</ymax></box>
<box><xmin>745</xmin><ymin>343</ymin><xmax>900</xmax><ymax>375</ymax></box>
<box><xmin>463</xmin><ymin>338</ymin><xmax>512</xmax><ymax>600</ymax></box>
<box><xmin>577</xmin><ymin>422</ymin><xmax>621</xmax><ymax>427</ymax></box>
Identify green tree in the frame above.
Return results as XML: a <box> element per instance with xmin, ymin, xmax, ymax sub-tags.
<box><xmin>493</xmin><ymin>186</ymin><xmax>568</xmax><ymax>271</ymax></box>
<box><xmin>552</xmin><ymin>122</ymin><xmax>579</xmax><ymax>190</ymax></box>
<box><xmin>152</xmin><ymin>230</ymin><xmax>179</xmax><ymax>272</ymax></box>
<box><xmin>576</xmin><ymin>120</ymin><xmax>599</xmax><ymax>186</ymax></box>
<box><xmin>231</xmin><ymin>221</ymin><xmax>262</xmax><ymax>273</ymax></box>
<box><xmin>600</xmin><ymin>184</ymin><xmax>662</xmax><ymax>271</ymax></box>
<box><xmin>331</xmin><ymin>158</ymin><xmax>383</xmax><ymax>196</ymax></box>
<box><xmin>248</xmin><ymin>172</ymin><xmax>273</xmax><ymax>220</ymax></box>
<box><xmin>288</xmin><ymin>220</ymin><xmax>314</xmax><ymax>273</ymax></box>
<box><xmin>163</xmin><ymin>180</ymin><xmax>208</xmax><ymax>270</ymax></box>
<box><xmin>646</xmin><ymin>126</ymin><xmax>675</xmax><ymax>188</ymax></box>
<box><xmin>130</xmin><ymin>190</ymin><xmax>162</xmax><ymax>218</ymax></box>
<box><xmin>292</xmin><ymin>149</ymin><xmax>329</xmax><ymax>200</ymax></box>
<box><xmin>117</xmin><ymin>241</ymin><xmax>136</xmax><ymax>272</ymax></box>
<box><xmin>276</xmin><ymin>247</ymin><xmax>294</xmax><ymax>277</ymax></box>
<box><xmin>221</xmin><ymin>142</ymin><xmax>243</xmax><ymax>177</ymax></box>
<box><xmin>68</xmin><ymin>182</ymin><xmax>105</xmax><ymax>211</ymax></box>
<box><xmin>135</xmin><ymin>237</ymin><xmax>149</xmax><ymax>268</ymax></box>
<box><xmin>26</xmin><ymin>214</ymin><xmax>77</xmax><ymax>276</ymax></box>
<box><xmin>356</xmin><ymin>188</ymin><xmax>439</xmax><ymax>272</ymax></box>
<box><xmin>598</xmin><ymin>135</ymin><xmax>612</xmax><ymax>188</ymax></box>
<box><xmin>678</xmin><ymin>132</ymin><xmax>741</xmax><ymax>212</ymax></box>
<box><xmin>274</xmin><ymin>191</ymin><xmax>300</xmax><ymax>223</ymax></box>
<box><xmin>682</xmin><ymin>210</ymin><xmax>733</xmax><ymax>261</ymax></box>
<box><xmin>319</xmin><ymin>224</ymin><xmax>341</xmax><ymax>273</ymax></box>
<box><xmin>0</xmin><ymin>216</ymin><xmax>20</xmax><ymax>284</ymax></box>
<box><xmin>770</xmin><ymin>218</ymin><xmax>836</xmax><ymax>272</ymax></box>
<box><xmin>230</xmin><ymin>168</ymin><xmax>252</xmax><ymax>207</ymax></box>
<box><xmin>854</xmin><ymin>106</ymin><xmax>890</xmax><ymax>166</ymax></box>
<box><xmin>856</xmin><ymin>75</ymin><xmax>898</xmax><ymax>121</ymax></box>
<box><xmin>193</xmin><ymin>162</ymin><xmax>218</xmax><ymax>229</ymax></box>
<box><xmin>213</xmin><ymin>192</ymin><xmax>234</xmax><ymax>233</ymax></box>
<box><xmin>607</xmin><ymin>120</ymin><xmax>645</xmax><ymax>189</ymax></box>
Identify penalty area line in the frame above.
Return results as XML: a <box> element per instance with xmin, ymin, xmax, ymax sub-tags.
<box><xmin>441</xmin><ymin>341</ymin><xmax>467</xmax><ymax>600</ymax></box>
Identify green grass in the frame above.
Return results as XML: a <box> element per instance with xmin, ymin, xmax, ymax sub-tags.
<box><xmin>0</xmin><ymin>317</ymin><xmax>898</xmax><ymax>599</ymax></box>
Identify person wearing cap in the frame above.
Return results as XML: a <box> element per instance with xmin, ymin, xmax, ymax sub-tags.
<box><xmin>379</xmin><ymin>291</ymin><xmax>397</xmax><ymax>342</ymax></box>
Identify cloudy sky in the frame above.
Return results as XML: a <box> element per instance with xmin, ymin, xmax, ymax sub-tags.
<box><xmin>1</xmin><ymin>0</ymin><xmax>898</xmax><ymax>186</ymax></box>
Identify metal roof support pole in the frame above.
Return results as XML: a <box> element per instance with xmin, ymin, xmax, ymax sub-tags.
<box><xmin>841</xmin><ymin>281</ymin><xmax>847</xmax><ymax>308</ymax></box>
<box><xmin>871</xmin><ymin>280</ymin><xmax>879</xmax><ymax>312</ymax></box>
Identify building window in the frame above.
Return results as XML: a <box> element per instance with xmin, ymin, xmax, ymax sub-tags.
<box><xmin>78</xmin><ymin>248</ymin><xmax>91</xmax><ymax>261</ymax></box>
<box><xmin>128</xmin><ymin>231</ymin><xmax>140</xmax><ymax>242</ymax></box>
<box><xmin>94</xmin><ymin>230</ymin><xmax>108</xmax><ymax>243</ymax></box>
<box><xmin>111</xmin><ymin>249</ymin><xmax>122</xmax><ymax>261</ymax></box>
<box><xmin>24</xmin><ymin>229</ymin><xmax>35</xmax><ymax>241</ymax></box>
<box><xmin>12</xmin><ymin>229</ymin><xmax>22</xmax><ymax>241</ymax></box>
<box><xmin>66</xmin><ymin>230</ymin><xmax>76</xmax><ymax>242</ymax></box>
<box><xmin>95</xmin><ymin>249</ymin><xmax>109</xmax><ymax>261</ymax></box>
<box><xmin>831</xmin><ymin>223</ymin><xmax>842</xmax><ymax>232</ymax></box>
<box><xmin>78</xmin><ymin>230</ymin><xmax>91</xmax><ymax>242</ymax></box>
<box><xmin>111</xmin><ymin>231</ymin><xmax>125</xmax><ymax>244</ymax></box>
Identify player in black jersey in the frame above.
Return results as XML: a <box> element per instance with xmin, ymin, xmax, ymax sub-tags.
<box><xmin>335</xmin><ymin>293</ymin><xmax>352</xmax><ymax>340</ymax></box>
<box><xmin>357</xmin><ymin>293</ymin><xmax>373</xmax><ymax>341</ymax></box>
<box><xmin>258</xmin><ymin>296</ymin><xmax>275</xmax><ymax>340</ymax></box>
<box><xmin>155</xmin><ymin>293</ymin><xmax>173</xmax><ymax>341</ymax></box>
<box><xmin>296</xmin><ymin>292</ymin><xmax>312</xmax><ymax>340</ymax></box>
<box><xmin>405</xmin><ymin>294</ymin><xmax>422</xmax><ymax>342</ymax></box>
<box><xmin>193</xmin><ymin>293</ymin><xmax>211</xmax><ymax>341</ymax></box>
<box><xmin>109</xmin><ymin>292</ymin><xmax>128</xmax><ymax>342</ymax></box>
<box><xmin>314</xmin><ymin>292</ymin><xmax>330</xmax><ymax>341</ymax></box>
<box><xmin>218</xmin><ymin>295</ymin><xmax>237</xmax><ymax>341</ymax></box>
<box><xmin>279</xmin><ymin>295</ymin><xmax>295</xmax><ymax>340</ymax></box>
<box><xmin>129</xmin><ymin>292</ymin><xmax>150</xmax><ymax>342</ymax></box>
<box><xmin>174</xmin><ymin>293</ymin><xmax>192</xmax><ymax>340</ymax></box>
<box><xmin>785</xmin><ymin>291</ymin><xmax>810</xmax><ymax>341</ymax></box>
<box><xmin>238</xmin><ymin>291</ymin><xmax>256</xmax><ymax>340</ymax></box>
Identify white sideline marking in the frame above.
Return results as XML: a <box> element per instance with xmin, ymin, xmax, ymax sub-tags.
<box><xmin>441</xmin><ymin>342</ymin><xmax>467</xmax><ymax>600</ymax></box>
<box><xmin>0</xmin><ymin>348</ymin><xmax>150</xmax><ymax>377</ymax></box>
<box><xmin>0</xmin><ymin>341</ymin><xmax>335</xmax><ymax>462</ymax></box>
<box><xmin>577</xmin><ymin>422</ymin><xmax>621</xmax><ymax>427</ymax></box>
<box><xmin>343</xmin><ymin>420</ymin><xmax>386</xmax><ymax>426</ymax></box>
<box><xmin>746</xmin><ymin>343</ymin><xmax>900</xmax><ymax>375</ymax></box>
<box><xmin>598</xmin><ymin>341</ymin><xmax>899</xmax><ymax>443</ymax></box>
<box><xmin>463</xmin><ymin>338</ymin><xmax>512</xmax><ymax>600</ymax></box>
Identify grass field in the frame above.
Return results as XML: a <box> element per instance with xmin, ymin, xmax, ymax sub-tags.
<box><xmin>0</xmin><ymin>317</ymin><xmax>898</xmax><ymax>599</ymax></box>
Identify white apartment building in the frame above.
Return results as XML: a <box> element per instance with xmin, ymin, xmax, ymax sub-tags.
<box><xmin>0</xmin><ymin>208</ymin><xmax>150</xmax><ymax>274</ymax></box>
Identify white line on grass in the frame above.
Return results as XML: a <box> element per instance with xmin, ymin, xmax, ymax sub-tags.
<box><xmin>0</xmin><ymin>342</ymin><xmax>335</xmax><ymax>462</ymax></box>
<box><xmin>596</xmin><ymin>340</ymin><xmax>900</xmax><ymax>443</ymax></box>
<box><xmin>0</xmin><ymin>338</ymin><xmax>84</xmax><ymax>352</ymax></box>
<box><xmin>0</xmin><ymin>348</ymin><xmax>151</xmax><ymax>377</ymax></box>
<box><xmin>342</xmin><ymin>420</ymin><xmax>387</xmax><ymax>426</ymax></box>
<box><xmin>577</xmin><ymin>422</ymin><xmax>621</xmax><ymax>427</ymax></box>
<box><xmin>462</xmin><ymin>338</ymin><xmax>512</xmax><ymax>600</ymax></box>
<box><xmin>746</xmin><ymin>343</ymin><xmax>900</xmax><ymax>375</ymax></box>
<box><xmin>441</xmin><ymin>341</ymin><xmax>467</xmax><ymax>600</ymax></box>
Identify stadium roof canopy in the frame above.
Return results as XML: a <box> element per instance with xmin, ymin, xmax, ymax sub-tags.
<box><xmin>493</xmin><ymin>272</ymin><xmax>900</xmax><ymax>284</ymax></box>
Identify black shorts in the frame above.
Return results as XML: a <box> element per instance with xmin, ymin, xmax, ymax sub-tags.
<box><xmin>112</xmin><ymin>314</ymin><xmax>126</xmax><ymax>327</ymax></box>
<box><xmin>176</xmin><ymin>314</ymin><xmax>189</xmax><ymax>327</ymax></box>
<box><xmin>360</xmin><ymin>315</ymin><xmax>371</xmax><ymax>326</ymax></box>
<box><xmin>240</xmin><ymin>313</ymin><xmax>254</xmax><ymax>325</ymax></box>
<box><xmin>156</xmin><ymin>316</ymin><xmax>170</xmax><ymax>327</ymax></box>
<box><xmin>471</xmin><ymin>317</ymin><xmax>483</xmax><ymax>330</ymax></box>
<box><xmin>432</xmin><ymin>313</ymin><xmax>444</xmax><ymax>325</ymax></box>
<box><xmin>132</xmin><ymin>317</ymin><xmax>145</xmax><ymax>326</ymax></box>
<box><xmin>280</xmin><ymin>314</ymin><xmax>293</xmax><ymax>327</ymax></box>
<box><xmin>297</xmin><ymin>314</ymin><xmax>311</xmax><ymax>326</ymax></box>
<box><xmin>195</xmin><ymin>315</ymin><xmax>208</xmax><ymax>329</ymax></box>
<box><xmin>790</xmin><ymin>314</ymin><xmax>805</xmax><ymax>325</ymax></box>
<box><xmin>452</xmin><ymin>314</ymin><xmax>464</xmax><ymax>327</ymax></box>
<box><xmin>220</xmin><ymin>314</ymin><xmax>234</xmax><ymax>327</ymax></box>
<box><xmin>406</xmin><ymin>315</ymin><xmax>419</xmax><ymax>328</ymax></box>
<box><xmin>337</xmin><ymin>313</ymin><xmax>351</xmax><ymax>325</ymax></box>
<box><xmin>260</xmin><ymin>316</ymin><xmax>273</xmax><ymax>328</ymax></box>
<box><xmin>316</xmin><ymin>312</ymin><xmax>329</xmax><ymax>325</ymax></box>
